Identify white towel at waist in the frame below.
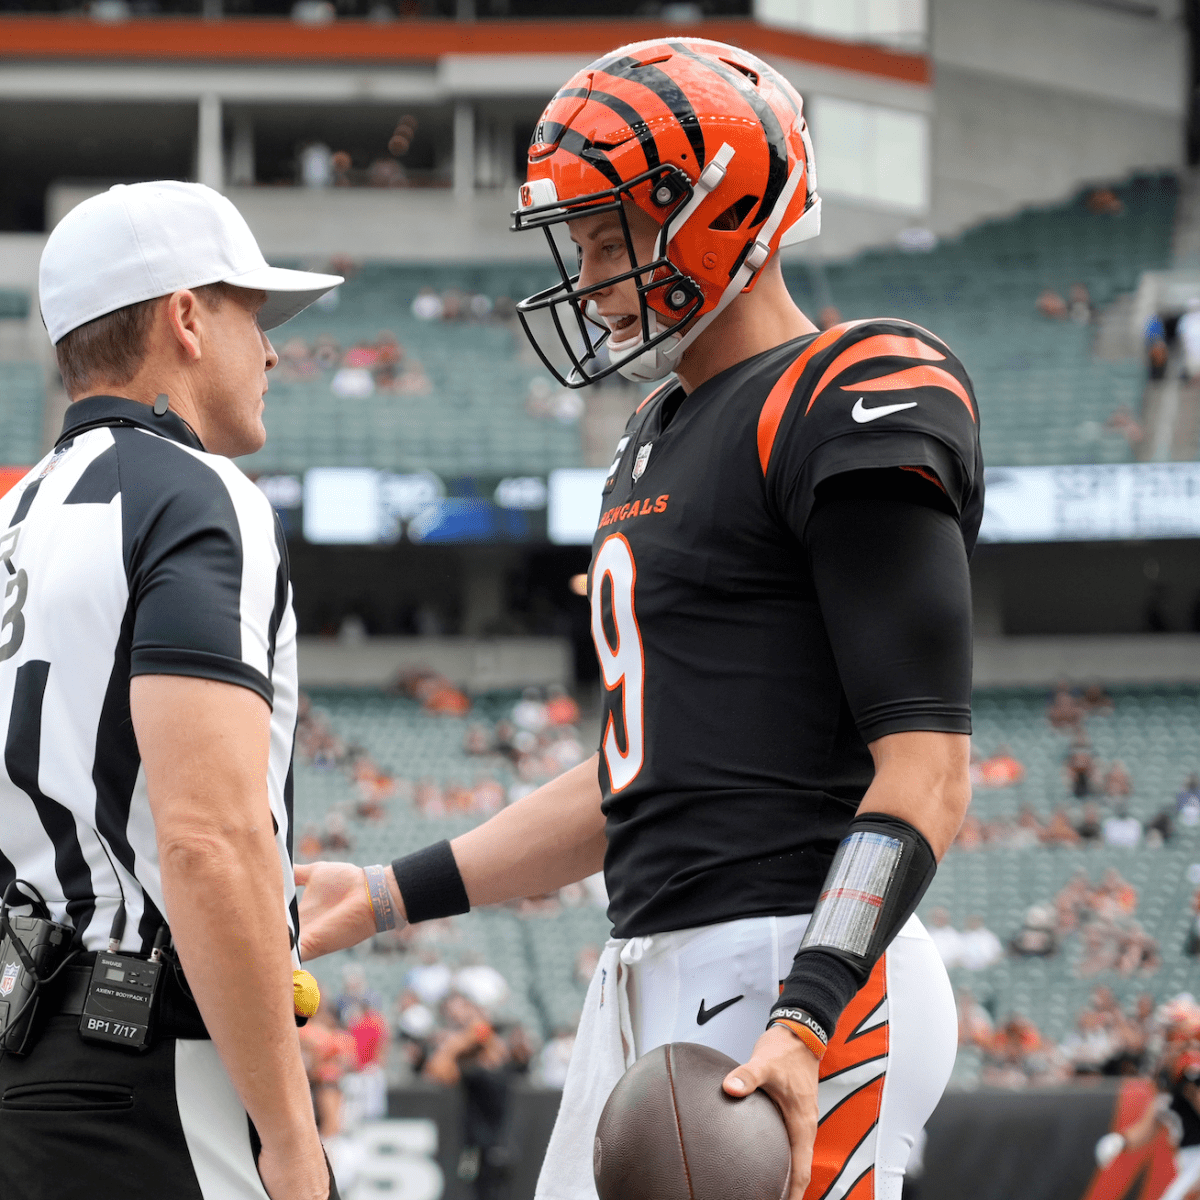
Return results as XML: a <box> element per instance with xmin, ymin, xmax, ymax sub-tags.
<box><xmin>534</xmin><ymin>936</ymin><xmax>650</xmax><ymax>1200</ymax></box>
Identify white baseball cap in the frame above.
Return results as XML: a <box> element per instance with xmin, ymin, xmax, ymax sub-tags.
<box><xmin>39</xmin><ymin>180</ymin><xmax>344</xmax><ymax>345</ymax></box>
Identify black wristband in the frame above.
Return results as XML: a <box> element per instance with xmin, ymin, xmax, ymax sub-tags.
<box><xmin>390</xmin><ymin>840</ymin><xmax>470</xmax><ymax>924</ymax></box>
<box><xmin>772</xmin><ymin>952</ymin><xmax>859</xmax><ymax>1045</ymax></box>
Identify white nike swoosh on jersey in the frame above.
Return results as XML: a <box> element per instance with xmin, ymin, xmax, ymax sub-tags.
<box><xmin>852</xmin><ymin>398</ymin><xmax>918</xmax><ymax>423</ymax></box>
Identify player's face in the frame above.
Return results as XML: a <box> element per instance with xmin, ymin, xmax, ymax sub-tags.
<box><xmin>200</xmin><ymin>286</ymin><xmax>278</xmax><ymax>458</ymax></box>
<box><xmin>569</xmin><ymin>203</ymin><xmax>664</xmax><ymax>343</ymax></box>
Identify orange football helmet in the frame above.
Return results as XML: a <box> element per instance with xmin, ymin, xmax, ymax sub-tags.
<box><xmin>511</xmin><ymin>37</ymin><xmax>820</xmax><ymax>387</ymax></box>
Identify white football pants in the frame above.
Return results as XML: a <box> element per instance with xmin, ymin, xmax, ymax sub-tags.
<box><xmin>624</xmin><ymin>913</ymin><xmax>957</xmax><ymax>1200</ymax></box>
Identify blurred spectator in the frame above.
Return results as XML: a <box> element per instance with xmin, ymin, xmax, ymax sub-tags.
<box><xmin>1012</xmin><ymin>805</ymin><xmax>1043</xmax><ymax>848</ymax></box>
<box><xmin>956</xmin><ymin>989</ymin><xmax>994</xmax><ymax>1049</ymax></box>
<box><xmin>298</xmin><ymin>1003</ymin><xmax>357</xmax><ymax>1138</ymax></box>
<box><xmin>412</xmin><ymin>287</ymin><xmax>444</xmax><ymax>321</ymax></box>
<box><xmin>322</xmin><ymin>810</ymin><xmax>351</xmax><ymax>852</ymax></box>
<box><xmin>331</xmin><ymin>150</ymin><xmax>352</xmax><ymax>187</ymax></box>
<box><xmin>544</xmin><ymin>686</ymin><xmax>581</xmax><ymax>727</ymax></box>
<box><xmin>1103</xmin><ymin>760</ymin><xmax>1134</xmax><ymax>798</ymax></box>
<box><xmin>1036</xmin><ymin>289</ymin><xmax>1068</xmax><ymax>319</ymax></box>
<box><xmin>424</xmin><ymin>1007</ymin><xmax>529</xmax><ymax>1200</ymax></box>
<box><xmin>334</xmin><ymin>965</ymin><xmax>382</xmax><ymax>1026</ymax></box>
<box><xmin>1180</xmin><ymin>297</ymin><xmax>1200</xmax><ymax>379</ymax></box>
<box><xmin>979</xmin><ymin>745</ymin><xmax>1025</xmax><ymax>788</ymax></box>
<box><xmin>408</xmin><ymin>950</ymin><xmax>454</xmax><ymax>1007</ymax></box>
<box><xmin>455</xmin><ymin>961</ymin><xmax>510</xmax><ymax>1012</ymax></box>
<box><xmin>1185</xmin><ymin>887</ymin><xmax>1200</xmax><ymax>957</ymax></box>
<box><xmin>1065</xmin><ymin>744</ymin><xmax>1097</xmax><ymax>798</ymax></box>
<box><xmin>1075</xmin><ymin>801</ymin><xmax>1103</xmax><ymax>844</ymax></box>
<box><xmin>1061</xmin><ymin>1010</ymin><xmax>1118</xmax><ymax>1075</ymax></box>
<box><xmin>1145</xmin><ymin>313</ymin><xmax>1170</xmax><ymax>380</ymax></box>
<box><xmin>982</xmin><ymin>1015</ymin><xmax>1061</xmax><ymax>1088</ymax></box>
<box><xmin>1011</xmin><ymin>905</ymin><xmax>1057</xmax><ymax>957</ymax></box>
<box><xmin>1080</xmin><ymin>684</ymin><xmax>1112</xmax><ymax>714</ymax></box>
<box><xmin>1047</xmin><ymin>682</ymin><xmax>1083</xmax><ymax>730</ymax></box>
<box><xmin>1177</xmin><ymin>774</ymin><xmax>1200</xmax><ymax>828</ymax></box>
<box><xmin>1068</xmin><ymin>282</ymin><xmax>1095</xmax><ymax>325</ymax></box>
<box><xmin>297</xmin><ymin>823</ymin><xmax>323</xmax><ymax>861</ymax></box>
<box><xmin>512</xmin><ymin>688</ymin><xmax>549</xmax><ymax>732</ymax></box>
<box><xmin>818</xmin><ymin>305</ymin><xmax>842</xmax><ymax>330</ymax></box>
<box><xmin>1087</xmin><ymin>188</ymin><xmax>1125</xmax><ymax>215</ymax></box>
<box><xmin>343</xmin><ymin>999</ymin><xmax>390</xmax><ymax>1125</ymax></box>
<box><xmin>331</xmin><ymin>365</ymin><xmax>374</xmax><ymax>398</ymax></box>
<box><xmin>1103</xmin><ymin>801</ymin><xmax>1143</xmax><ymax>848</ymax></box>
<box><xmin>299</xmin><ymin>142</ymin><xmax>334</xmax><ymax>188</ymax></box>
<box><xmin>367</xmin><ymin>157</ymin><xmax>407</xmax><ymax>188</ymax></box>
<box><xmin>1043</xmin><ymin>807</ymin><xmax>1080</xmax><ymax>847</ymax></box>
<box><xmin>960</xmin><ymin>915</ymin><xmax>1004</xmax><ymax>970</ymax></box>
<box><xmin>928</xmin><ymin>908</ymin><xmax>962</xmax><ymax>968</ymax></box>
<box><xmin>1146</xmin><ymin>806</ymin><xmax>1175</xmax><ymax>846</ymax></box>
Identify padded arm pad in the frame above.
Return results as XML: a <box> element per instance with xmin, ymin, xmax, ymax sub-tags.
<box><xmin>772</xmin><ymin>813</ymin><xmax>936</xmax><ymax>1038</ymax></box>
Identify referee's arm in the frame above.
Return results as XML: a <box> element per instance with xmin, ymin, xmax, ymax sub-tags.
<box><xmin>133</xmin><ymin>677</ymin><xmax>327</xmax><ymax>1199</ymax></box>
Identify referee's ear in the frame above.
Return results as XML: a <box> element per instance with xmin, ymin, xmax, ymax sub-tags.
<box><xmin>163</xmin><ymin>289</ymin><xmax>205</xmax><ymax>363</ymax></box>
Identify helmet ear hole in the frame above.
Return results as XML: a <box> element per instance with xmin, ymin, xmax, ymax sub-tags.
<box><xmin>708</xmin><ymin>194</ymin><xmax>759</xmax><ymax>232</ymax></box>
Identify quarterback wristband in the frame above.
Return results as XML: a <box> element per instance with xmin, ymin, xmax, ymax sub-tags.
<box><xmin>768</xmin><ymin>1009</ymin><xmax>828</xmax><ymax>1061</ymax></box>
<box><xmin>779</xmin><ymin>812</ymin><xmax>937</xmax><ymax>1036</ymax></box>
<box><xmin>390</xmin><ymin>840</ymin><xmax>470</xmax><ymax>925</ymax></box>
<box><xmin>363</xmin><ymin>864</ymin><xmax>398</xmax><ymax>932</ymax></box>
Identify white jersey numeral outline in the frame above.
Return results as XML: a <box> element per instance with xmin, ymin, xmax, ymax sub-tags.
<box><xmin>590</xmin><ymin>533</ymin><xmax>645</xmax><ymax>792</ymax></box>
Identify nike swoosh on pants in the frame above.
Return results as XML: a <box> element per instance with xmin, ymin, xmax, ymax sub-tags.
<box><xmin>696</xmin><ymin>995</ymin><xmax>744</xmax><ymax>1025</ymax></box>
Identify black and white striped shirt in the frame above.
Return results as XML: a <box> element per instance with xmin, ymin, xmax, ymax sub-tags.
<box><xmin>0</xmin><ymin>395</ymin><xmax>299</xmax><ymax>962</ymax></box>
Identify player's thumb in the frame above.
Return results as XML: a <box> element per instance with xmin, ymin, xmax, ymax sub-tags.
<box><xmin>294</xmin><ymin>862</ymin><xmax>313</xmax><ymax>887</ymax></box>
<box><xmin>723</xmin><ymin>1063</ymin><xmax>761</xmax><ymax>1097</ymax></box>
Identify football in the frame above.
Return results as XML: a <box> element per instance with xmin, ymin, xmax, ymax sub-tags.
<box><xmin>593</xmin><ymin>1042</ymin><xmax>791</xmax><ymax>1200</ymax></box>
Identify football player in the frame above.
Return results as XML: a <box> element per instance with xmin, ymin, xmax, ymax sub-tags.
<box><xmin>297</xmin><ymin>37</ymin><xmax>979</xmax><ymax>1200</ymax></box>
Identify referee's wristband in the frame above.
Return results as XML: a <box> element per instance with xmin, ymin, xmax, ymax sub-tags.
<box><xmin>390</xmin><ymin>840</ymin><xmax>470</xmax><ymax>925</ymax></box>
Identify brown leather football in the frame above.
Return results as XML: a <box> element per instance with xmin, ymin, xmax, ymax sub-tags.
<box><xmin>593</xmin><ymin>1042</ymin><xmax>791</xmax><ymax>1200</ymax></box>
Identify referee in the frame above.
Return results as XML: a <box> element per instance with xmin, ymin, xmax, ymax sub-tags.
<box><xmin>0</xmin><ymin>182</ymin><xmax>341</xmax><ymax>1200</ymax></box>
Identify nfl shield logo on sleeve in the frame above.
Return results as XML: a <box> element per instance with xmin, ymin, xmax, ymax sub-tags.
<box><xmin>632</xmin><ymin>443</ymin><xmax>652</xmax><ymax>483</ymax></box>
<box><xmin>1</xmin><ymin>960</ymin><xmax>18</xmax><ymax>996</ymax></box>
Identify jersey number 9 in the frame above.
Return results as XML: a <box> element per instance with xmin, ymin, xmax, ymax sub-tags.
<box><xmin>590</xmin><ymin>534</ymin><xmax>645</xmax><ymax>792</ymax></box>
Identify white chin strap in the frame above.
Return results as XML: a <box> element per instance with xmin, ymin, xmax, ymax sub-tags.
<box><xmin>612</xmin><ymin>138</ymin><xmax>820</xmax><ymax>384</ymax></box>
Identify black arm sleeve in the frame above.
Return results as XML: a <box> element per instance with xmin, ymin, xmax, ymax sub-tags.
<box><xmin>804</xmin><ymin>470</ymin><xmax>973</xmax><ymax>744</ymax></box>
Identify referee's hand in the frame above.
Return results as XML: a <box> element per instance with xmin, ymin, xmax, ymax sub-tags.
<box><xmin>295</xmin><ymin>861</ymin><xmax>378</xmax><ymax>960</ymax></box>
<box><xmin>722</xmin><ymin>1024</ymin><xmax>821</xmax><ymax>1200</ymax></box>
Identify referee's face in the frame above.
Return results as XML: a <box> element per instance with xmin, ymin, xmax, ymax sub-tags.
<box><xmin>201</xmin><ymin>286</ymin><xmax>278</xmax><ymax>458</ymax></box>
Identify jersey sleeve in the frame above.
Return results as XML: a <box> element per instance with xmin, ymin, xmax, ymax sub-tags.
<box><xmin>759</xmin><ymin>319</ymin><xmax>981</xmax><ymax>538</ymax></box>
<box><xmin>118</xmin><ymin>431</ymin><xmax>284</xmax><ymax>707</ymax></box>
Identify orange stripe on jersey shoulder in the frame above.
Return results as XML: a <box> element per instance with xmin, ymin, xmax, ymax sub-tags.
<box><xmin>807</xmin><ymin>334</ymin><xmax>944</xmax><ymax>415</ymax></box>
<box><xmin>757</xmin><ymin>322</ymin><xmax>860</xmax><ymax>474</ymax></box>
<box><xmin>636</xmin><ymin>380</ymin><xmax>675</xmax><ymax>414</ymax></box>
<box><xmin>850</xmin><ymin>363</ymin><xmax>975</xmax><ymax>420</ymax></box>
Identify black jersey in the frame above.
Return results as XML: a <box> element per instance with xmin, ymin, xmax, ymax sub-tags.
<box><xmin>588</xmin><ymin>319</ymin><xmax>984</xmax><ymax>937</ymax></box>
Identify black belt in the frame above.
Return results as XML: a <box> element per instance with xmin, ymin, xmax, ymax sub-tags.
<box><xmin>47</xmin><ymin>954</ymin><xmax>210</xmax><ymax>1041</ymax></box>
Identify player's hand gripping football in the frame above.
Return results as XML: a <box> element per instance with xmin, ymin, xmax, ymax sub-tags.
<box><xmin>294</xmin><ymin>860</ymin><xmax>388</xmax><ymax>960</ymax></box>
<box><xmin>723</xmin><ymin>1024</ymin><xmax>821</xmax><ymax>1200</ymax></box>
